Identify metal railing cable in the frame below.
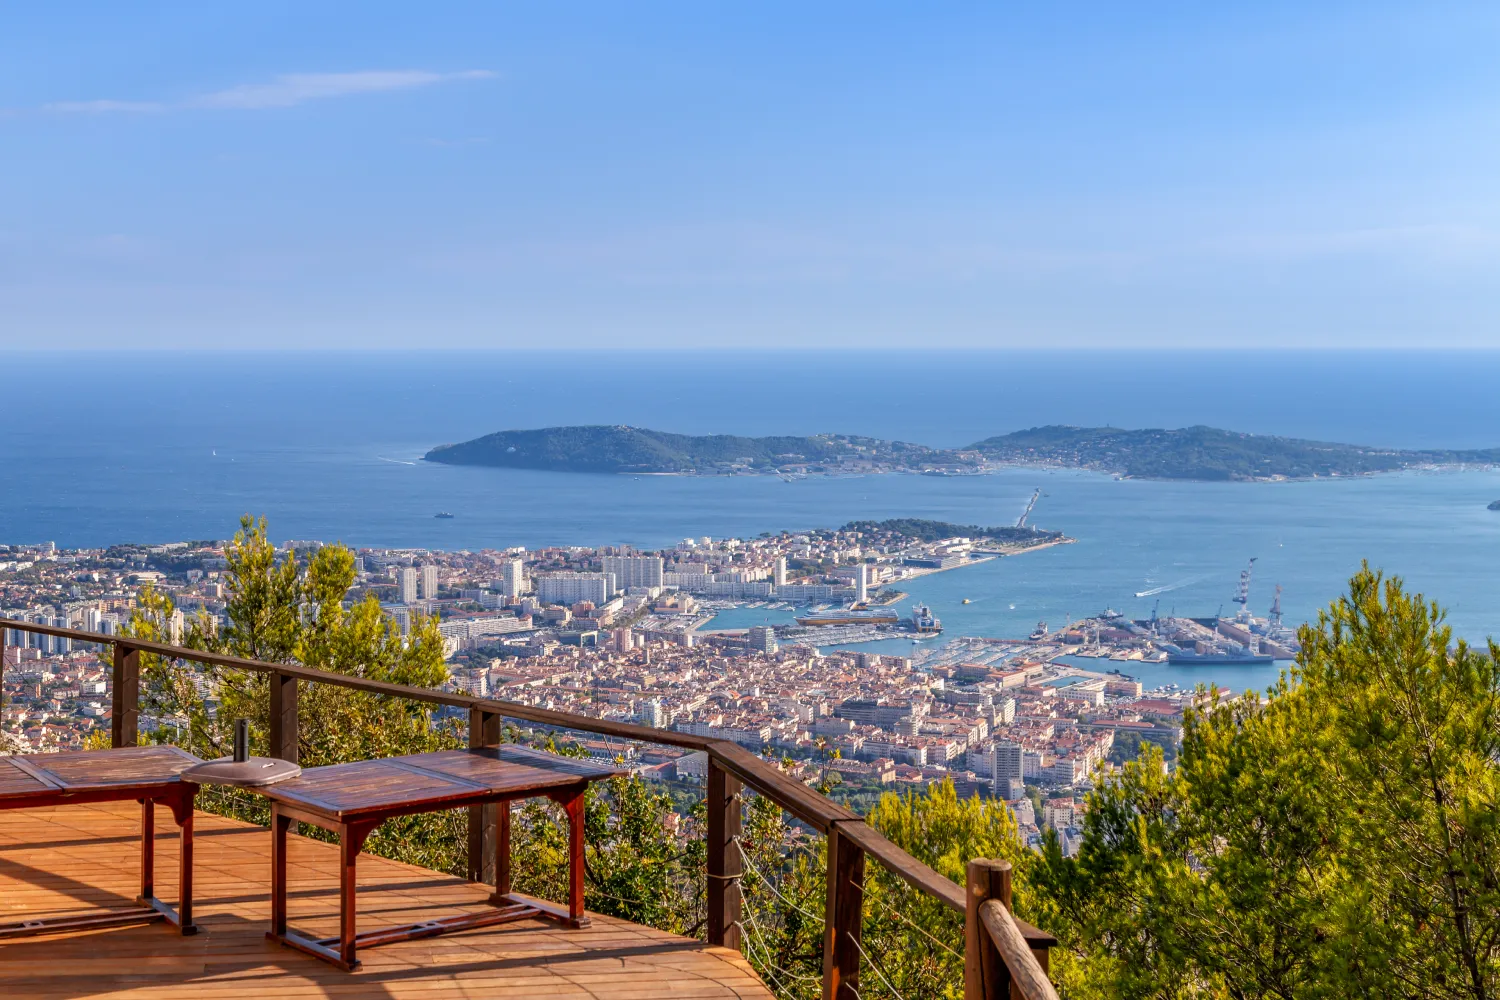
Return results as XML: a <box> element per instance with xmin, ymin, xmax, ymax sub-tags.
<box><xmin>735</xmin><ymin>916</ymin><xmax>822</xmax><ymax>989</ymax></box>
<box><xmin>868</xmin><ymin>890</ymin><xmax>962</xmax><ymax>959</ymax></box>
<box><xmin>846</xmin><ymin>927</ymin><xmax>907</xmax><ymax>1000</ymax></box>
<box><xmin>733</xmin><ymin>835</ymin><xmax>822</xmax><ymax>922</ymax></box>
<box><xmin>732</xmin><ymin>833</ymin><xmax>933</xmax><ymax>1000</ymax></box>
<box><xmin>732</xmin><ymin>834</ymin><xmax>824</xmax><ymax>999</ymax></box>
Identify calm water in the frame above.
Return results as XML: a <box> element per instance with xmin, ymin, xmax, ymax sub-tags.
<box><xmin>4</xmin><ymin>349</ymin><xmax>1500</xmax><ymax>692</ymax></box>
<box><xmin>702</xmin><ymin>467</ymin><xmax>1500</xmax><ymax>694</ymax></box>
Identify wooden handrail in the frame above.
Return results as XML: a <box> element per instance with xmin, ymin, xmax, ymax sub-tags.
<box><xmin>979</xmin><ymin>901</ymin><xmax>1059</xmax><ymax>1000</ymax></box>
<box><xmin>964</xmin><ymin>859</ymin><xmax>1057</xmax><ymax>1000</ymax></box>
<box><xmin>1</xmin><ymin>617</ymin><xmax>1058</xmax><ymax>998</ymax></box>
<box><xmin>773</xmin><ymin>809</ymin><xmax>1055</xmax><ymax>948</ymax></box>
<box><xmin>707</xmin><ymin>740</ymin><xmax>858</xmax><ymax>833</ymax></box>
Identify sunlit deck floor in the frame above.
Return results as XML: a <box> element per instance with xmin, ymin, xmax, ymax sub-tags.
<box><xmin>0</xmin><ymin>799</ymin><xmax>772</xmax><ymax>1000</ymax></box>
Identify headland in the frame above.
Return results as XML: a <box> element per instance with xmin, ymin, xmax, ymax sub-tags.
<box><xmin>424</xmin><ymin>423</ymin><xmax>1500</xmax><ymax>482</ymax></box>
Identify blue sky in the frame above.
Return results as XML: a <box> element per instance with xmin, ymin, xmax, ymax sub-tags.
<box><xmin>2</xmin><ymin>2</ymin><xmax>1498</xmax><ymax>349</ymax></box>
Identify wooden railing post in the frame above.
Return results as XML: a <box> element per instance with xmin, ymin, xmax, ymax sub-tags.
<box><xmin>706</xmin><ymin>757</ymin><xmax>743</xmax><ymax>949</ymax></box>
<box><xmin>268</xmin><ymin>669</ymin><xmax>299</xmax><ymax>763</ymax></box>
<box><xmin>111</xmin><ymin>643</ymin><xmax>140</xmax><ymax>748</ymax></box>
<box><xmin>823</xmin><ymin>824</ymin><xmax>865</xmax><ymax>1000</ymax></box>
<box><xmin>467</xmin><ymin>707</ymin><xmax>501</xmax><ymax>884</ymax></box>
<box><xmin>966</xmin><ymin>859</ymin><xmax>1013</xmax><ymax>1000</ymax></box>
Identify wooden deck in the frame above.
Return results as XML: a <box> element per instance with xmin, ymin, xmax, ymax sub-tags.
<box><xmin>0</xmin><ymin>799</ymin><xmax>772</xmax><ymax>1000</ymax></box>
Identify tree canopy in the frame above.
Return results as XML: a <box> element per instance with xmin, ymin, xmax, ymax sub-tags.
<box><xmin>1036</xmin><ymin>564</ymin><xmax>1500</xmax><ymax>999</ymax></box>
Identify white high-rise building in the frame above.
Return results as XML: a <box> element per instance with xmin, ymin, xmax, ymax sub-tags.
<box><xmin>855</xmin><ymin>565</ymin><xmax>869</xmax><ymax>604</ymax></box>
<box><xmin>991</xmin><ymin>741</ymin><xmax>1024</xmax><ymax>789</ymax></box>
<box><xmin>536</xmin><ymin>572</ymin><xmax>611</xmax><ymax>607</ymax></box>
<box><xmin>773</xmin><ymin>557</ymin><xmax>788</xmax><ymax>587</ymax></box>
<box><xmin>397</xmin><ymin>567</ymin><xmax>418</xmax><ymax>604</ymax></box>
<box><xmin>389</xmin><ymin>605</ymin><xmax>412</xmax><ymax>636</ymax></box>
<box><xmin>498</xmin><ymin>559</ymin><xmax>526</xmax><ymax>599</ymax></box>
<box><xmin>51</xmin><ymin>616</ymin><xmax>71</xmax><ymax>654</ymax></box>
<box><xmin>637</xmin><ymin>698</ymin><xmax>667</xmax><ymax>728</ymax></box>
<box><xmin>420</xmin><ymin>564</ymin><xmax>439</xmax><ymax>600</ymax></box>
<box><xmin>747</xmin><ymin>625</ymin><xmax>778</xmax><ymax>655</ymax></box>
<box><xmin>601</xmin><ymin>555</ymin><xmax>663</xmax><ymax>590</ymax></box>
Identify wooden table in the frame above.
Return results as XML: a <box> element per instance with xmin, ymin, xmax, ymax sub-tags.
<box><xmin>256</xmin><ymin>744</ymin><xmax>620</xmax><ymax>971</ymax></box>
<box><xmin>0</xmin><ymin>745</ymin><xmax>201</xmax><ymax>938</ymax></box>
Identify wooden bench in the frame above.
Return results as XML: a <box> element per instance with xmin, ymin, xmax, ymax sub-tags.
<box><xmin>256</xmin><ymin>744</ymin><xmax>620</xmax><ymax>970</ymax></box>
<box><xmin>0</xmin><ymin>745</ymin><xmax>200</xmax><ymax>938</ymax></box>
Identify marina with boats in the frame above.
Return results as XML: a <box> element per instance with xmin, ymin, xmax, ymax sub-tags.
<box><xmin>721</xmin><ymin>553</ymin><xmax>1301</xmax><ymax>703</ymax></box>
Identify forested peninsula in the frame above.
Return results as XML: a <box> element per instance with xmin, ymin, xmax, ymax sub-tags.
<box><xmin>423</xmin><ymin>424</ymin><xmax>1500</xmax><ymax>482</ymax></box>
<box><xmin>423</xmin><ymin>426</ymin><xmax>945</xmax><ymax>474</ymax></box>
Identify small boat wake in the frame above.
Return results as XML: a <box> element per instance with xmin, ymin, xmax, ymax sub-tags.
<box><xmin>1135</xmin><ymin>572</ymin><xmax>1213</xmax><ymax>598</ymax></box>
<box><xmin>378</xmin><ymin>456</ymin><xmax>418</xmax><ymax>466</ymax></box>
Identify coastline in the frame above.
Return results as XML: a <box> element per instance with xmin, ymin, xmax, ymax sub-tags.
<box><xmin>698</xmin><ymin>535</ymin><xmax>1076</xmax><ymax>637</ymax></box>
<box><xmin>895</xmin><ymin>536</ymin><xmax>1075</xmax><ymax>583</ymax></box>
<box><xmin>432</xmin><ymin>459</ymin><xmax>1500</xmax><ymax>485</ymax></box>
<box><xmin>429</xmin><ymin>447</ymin><xmax>1500</xmax><ymax>485</ymax></box>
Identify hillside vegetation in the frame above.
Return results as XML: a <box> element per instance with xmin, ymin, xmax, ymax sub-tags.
<box><xmin>424</xmin><ymin>423</ymin><xmax>1500</xmax><ymax>481</ymax></box>
<box><xmin>968</xmin><ymin>424</ymin><xmax>1500</xmax><ymax>480</ymax></box>
<box><xmin>423</xmin><ymin>425</ymin><xmax>943</xmax><ymax>474</ymax></box>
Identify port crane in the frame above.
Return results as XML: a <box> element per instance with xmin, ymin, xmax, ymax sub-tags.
<box><xmin>1232</xmin><ymin>558</ymin><xmax>1257</xmax><ymax>622</ymax></box>
<box><xmin>1269</xmin><ymin>584</ymin><xmax>1283</xmax><ymax>628</ymax></box>
<box><xmin>1016</xmin><ymin>488</ymin><xmax>1043</xmax><ymax>528</ymax></box>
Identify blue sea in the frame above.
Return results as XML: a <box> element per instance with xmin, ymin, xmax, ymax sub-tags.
<box><xmin>5</xmin><ymin>349</ymin><xmax>1500</xmax><ymax>695</ymax></box>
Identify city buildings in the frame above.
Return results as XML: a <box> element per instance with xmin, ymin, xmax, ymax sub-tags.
<box><xmin>397</xmin><ymin>566</ymin><xmax>418</xmax><ymax>604</ymax></box>
<box><xmin>1</xmin><ymin>525</ymin><xmax>1165</xmax><ymax>862</ymax></box>
<box><xmin>498</xmin><ymin>558</ymin><xmax>526</xmax><ymax>599</ymax></box>
<box><xmin>990</xmin><ymin>741</ymin><xmax>1023</xmax><ymax>791</ymax></box>
<box><xmin>535</xmin><ymin>572</ymin><xmax>614</xmax><ymax>606</ymax></box>
<box><xmin>747</xmin><ymin>625</ymin><xmax>778</xmax><ymax>655</ymax></box>
<box><xmin>637</xmin><ymin>697</ymin><xmax>667</xmax><ymax>728</ymax></box>
<box><xmin>602</xmin><ymin>555</ymin><xmax>664</xmax><ymax>590</ymax></box>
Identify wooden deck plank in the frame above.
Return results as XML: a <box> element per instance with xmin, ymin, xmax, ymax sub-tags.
<box><xmin>0</xmin><ymin>799</ymin><xmax>770</xmax><ymax>1000</ymax></box>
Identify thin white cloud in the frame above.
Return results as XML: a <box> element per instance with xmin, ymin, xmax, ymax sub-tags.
<box><xmin>189</xmin><ymin>70</ymin><xmax>494</xmax><ymax>110</ymax></box>
<box><xmin>44</xmin><ymin>99</ymin><xmax>165</xmax><ymax>114</ymax></box>
<box><xmin>43</xmin><ymin>70</ymin><xmax>493</xmax><ymax>115</ymax></box>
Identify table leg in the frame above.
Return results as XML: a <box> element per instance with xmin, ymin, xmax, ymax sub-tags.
<box><xmin>133</xmin><ymin>789</ymin><xmax>197</xmax><ymax>935</ymax></box>
<box><xmin>175</xmin><ymin>788</ymin><xmax>195</xmax><ymax>934</ymax></box>
<box><xmin>139</xmin><ymin>798</ymin><xmax>155</xmax><ymax>903</ymax></box>
<box><xmin>564</xmin><ymin>790</ymin><xmax>589</xmax><ymax>929</ymax></box>
<box><xmin>496</xmin><ymin>801</ymin><xmax>511</xmax><ymax>898</ymax></box>
<box><xmin>271</xmin><ymin>805</ymin><xmax>290</xmax><ymax>938</ymax></box>
<box><xmin>338</xmin><ymin>823</ymin><xmax>363</xmax><ymax>971</ymax></box>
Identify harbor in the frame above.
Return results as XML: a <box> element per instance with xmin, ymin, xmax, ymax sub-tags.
<box><xmin>698</xmin><ymin>550</ymin><xmax>1302</xmax><ymax>701</ymax></box>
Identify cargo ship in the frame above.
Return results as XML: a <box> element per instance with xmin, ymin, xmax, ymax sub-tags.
<box><xmin>1157</xmin><ymin>642</ymin><xmax>1274</xmax><ymax>666</ymax></box>
<box><xmin>793</xmin><ymin>609</ymin><xmax>901</xmax><ymax>627</ymax></box>
<box><xmin>911</xmin><ymin>603</ymin><xmax>942</xmax><ymax>634</ymax></box>
<box><xmin>1166</xmin><ymin>650</ymin><xmax>1275</xmax><ymax>666</ymax></box>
